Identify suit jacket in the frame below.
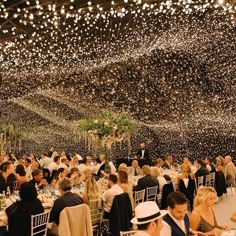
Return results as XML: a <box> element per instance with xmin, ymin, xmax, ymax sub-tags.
<box><xmin>49</xmin><ymin>191</ymin><xmax>84</xmax><ymax>225</ymax></box>
<box><xmin>133</xmin><ymin>174</ymin><xmax>159</xmax><ymax>192</ymax></box>
<box><xmin>162</xmin><ymin>161</ymin><xmax>171</xmax><ymax>170</ymax></box>
<box><xmin>195</xmin><ymin>166</ymin><xmax>210</xmax><ymax>178</ymax></box>
<box><xmin>110</xmin><ymin>193</ymin><xmax>132</xmax><ymax>236</ymax></box>
<box><xmin>136</xmin><ymin>148</ymin><xmax>150</xmax><ymax>160</ymax></box>
<box><xmin>225</xmin><ymin>162</ymin><xmax>236</xmax><ymax>179</ymax></box>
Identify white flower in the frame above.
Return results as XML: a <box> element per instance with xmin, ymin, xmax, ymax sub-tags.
<box><xmin>104</xmin><ymin>121</ymin><xmax>109</xmax><ymax>126</ymax></box>
<box><xmin>94</xmin><ymin>120</ymin><xmax>98</xmax><ymax>123</ymax></box>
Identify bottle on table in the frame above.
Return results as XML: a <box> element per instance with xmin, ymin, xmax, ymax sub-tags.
<box><xmin>6</xmin><ymin>186</ymin><xmax>10</xmax><ymax>198</ymax></box>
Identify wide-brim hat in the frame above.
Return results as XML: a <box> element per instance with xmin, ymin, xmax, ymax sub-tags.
<box><xmin>131</xmin><ymin>201</ymin><xmax>167</xmax><ymax>225</ymax></box>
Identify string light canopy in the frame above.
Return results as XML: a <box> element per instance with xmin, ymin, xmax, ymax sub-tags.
<box><xmin>0</xmin><ymin>0</ymin><xmax>235</xmax><ymax>155</ymax></box>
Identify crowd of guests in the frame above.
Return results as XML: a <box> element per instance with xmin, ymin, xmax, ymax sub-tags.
<box><xmin>0</xmin><ymin>144</ymin><xmax>236</xmax><ymax>236</ymax></box>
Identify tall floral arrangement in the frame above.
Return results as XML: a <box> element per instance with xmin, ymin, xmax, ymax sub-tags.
<box><xmin>0</xmin><ymin>122</ymin><xmax>22</xmax><ymax>154</ymax></box>
<box><xmin>73</xmin><ymin>111</ymin><xmax>134</xmax><ymax>154</ymax></box>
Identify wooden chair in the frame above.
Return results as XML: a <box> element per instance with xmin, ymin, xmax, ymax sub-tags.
<box><xmin>146</xmin><ymin>186</ymin><xmax>158</xmax><ymax>202</ymax></box>
<box><xmin>31</xmin><ymin>211</ymin><xmax>50</xmax><ymax>236</ymax></box>
<box><xmin>120</xmin><ymin>230</ymin><xmax>136</xmax><ymax>236</ymax></box>
<box><xmin>89</xmin><ymin>199</ymin><xmax>103</xmax><ymax>236</ymax></box>
<box><xmin>134</xmin><ymin>189</ymin><xmax>145</xmax><ymax>207</ymax></box>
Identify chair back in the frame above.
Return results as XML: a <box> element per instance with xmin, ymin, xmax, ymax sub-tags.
<box><xmin>196</xmin><ymin>176</ymin><xmax>204</xmax><ymax>188</ymax></box>
<box><xmin>89</xmin><ymin>199</ymin><xmax>103</xmax><ymax>234</ymax></box>
<box><xmin>134</xmin><ymin>189</ymin><xmax>145</xmax><ymax>207</ymax></box>
<box><xmin>58</xmin><ymin>204</ymin><xmax>92</xmax><ymax>236</ymax></box>
<box><xmin>31</xmin><ymin>211</ymin><xmax>50</xmax><ymax>236</ymax></box>
<box><xmin>120</xmin><ymin>230</ymin><xmax>136</xmax><ymax>236</ymax></box>
<box><xmin>205</xmin><ymin>174</ymin><xmax>211</xmax><ymax>186</ymax></box>
<box><xmin>146</xmin><ymin>186</ymin><xmax>158</xmax><ymax>201</ymax></box>
<box><xmin>210</xmin><ymin>172</ymin><xmax>215</xmax><ymax>188</ymax></box>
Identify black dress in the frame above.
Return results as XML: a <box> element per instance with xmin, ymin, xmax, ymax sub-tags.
<box><xmin>5</xmin><ymin>198</ymin><xmax>44</xmax><ymax>236</ymax></box>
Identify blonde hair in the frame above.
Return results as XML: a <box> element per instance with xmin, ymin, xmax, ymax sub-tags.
<box><xmin>181</xmin><ymin>163</ymin><xmax>191</xmax><ymax>173</ymax></box>
<box><xmin>193</xmin><ymin>186</ymin><xmax>216</xmax><ymax>208</ymax></box>
<box><xmin>151</xmin><ymin>167</ymin><xmax>161</xmax><ymax>177</ymax></box>
<box><xmin>84</xmin><ymin>176</ymin><xmax>100</xmax><ymax>200</ymax></box>
<box><xmin>119</xmin><ymin>163</ymin><xmax>128</xmax><ymax>172</ymax></box>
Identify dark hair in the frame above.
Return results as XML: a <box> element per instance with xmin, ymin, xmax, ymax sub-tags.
<box><xmin>19</xmin><ymin>182</ymin><xmax>37</xmax><ymax>201</ymax></box>
<box><xmin>54</xmin><ymin>156</ymin><xmax>60</xmax><ymax>162</ymax></box>
<box><xmin>16</xmin><ymin>164</ymin><xmax>26</xmax><ymax>176</ymax></box>
<box><xmin>1</xmin><ymin>162</ymin><xmax>12</xmax><ymax>172</ymax></box>
<box><xmin>118</xmin><ymin>171</ymin><xmax>128</xmax><ymax>184</ymax></box>
<box><xmin>32</xmin><ymin>169</ymin><xmax>42</xmax><ymax>177</ymax></box>
<box><xmin>109</xmin><ymin>174</ymin><xmax>118</xmax><ymax>184</ymax></box>
<box><xmin>53</xmin><ymin>168</ymin><xmax>65</xmax><ymax>181</ymax></box>
<box><xmin>196</xmin><ymin>159</ymin><xmax>205</xmax><ymax>167</ymax></box>
<box><xmin>25</xmin><ymin>158</ymin><xmax>31</xmax><ymax>164</ymax></box>
<box><xmin>167</xmin><ymin>192</ymin><xmax>188</xmax><ymax>209</ymax></box>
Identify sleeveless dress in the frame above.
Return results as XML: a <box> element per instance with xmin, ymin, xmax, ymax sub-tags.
<box><xmin>194</xmin><ymin>209</ymin><xmax>220</xmax><ymax>232</ymax></box>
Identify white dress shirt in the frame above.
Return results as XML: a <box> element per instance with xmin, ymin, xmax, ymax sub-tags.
<box><xmin>102</xmin><ymin>184</ymin><xmax>124</xmax><ymax>212</ymax></box>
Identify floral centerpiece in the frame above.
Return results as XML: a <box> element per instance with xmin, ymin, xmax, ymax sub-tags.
<box><xmin>73</xmin><ymin>111</ymin><xmax>134</xmax><ymax>154</ymax></box>
<box><xmin>0</xmin><ymin>122</ymin><xmax>22</xmax><ymax>154</ymax></box>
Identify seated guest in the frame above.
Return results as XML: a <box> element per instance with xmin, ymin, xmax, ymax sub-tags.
<box><xmin>131</xmin><ymin>201</ymin><xmax>167</xmax><ymax>236</ymax></box>
<box><xmin>118</xmin><ymin>163</ymin><xmax>128</xmax><ymax>172</ymax></box>
<box><xmin>118</xmin><ymin>170</ymin><xmax>134</xmax><ymax>209</ymax></box>
<box><xmin>190</xmin><ymin>186</ymin><xmax>229</xmax><ymax>235</ymax></box>
<box><xmin>49</xmin><ymin>177</ymin><xmax>84</xmax><ymax>236</ymax></box>
<box><xmin>102</xmin><ymin>174</ymin><xmax>123</xmax><ymax>219</ymax></box>
<box><xmin>57</xmin><ymin>158</ymin><xmax>69</xmax><ymax>173</ymax></box>
<box><xmin>0</xmin><ymin>161</ymin><xmax>17</xmax><ymax>193</ymax></box>
<box><xmin>5</xmin><ymin>182</ymin><xmax>44</xmax><ymax>236</ymax></box>
<box><xmin>39</xmin><ymin>152</ymin><xmax>52</xmax><ymax>169</ymax></box>
<box><xmin>133</xmin><ymin>165</ymin><xmax>159</xmax><ymax>192</ymax></box>
<box><xmin>153</xmin><ymin>158</ymin><xmax>164</xmax><ymax>173</ymax></box>
<box><xmin>204</xmin><ymin>157</ymin><xmax>216</xmax><ymax>173</ymax></box>
<box><xmin>178</xmin><ymin>164</ymin><xmax>195</xmax><ymax>211</ymax></box>
<box><xmin>194</xmin><ymin>159</ymin><xmax>210</xmax><ymax>184</ymax></box>
<box><xmin>127</xmin><ymin>159</ymin><xmax>142</xmax><ymax>176</ymax></box>
<box><xmin>51</xmin><ymin>168</ymin><xmax>67</xmax><ymax>189</ymax></box>
<box><xmin>151</xmin><ymin>167</ymin><xmax>167</xmax><ymax>203</ymax></box>
<box><xmin>97</xmin><ymin>154</ymin><xmax>116</xmax><ymax>177</ymax></box>
<box><xmin>224</xmin><ymin>155</ymin><xmax>236</xmax><ymax>186</ymax></box>
<box><xmin>15</xmin><ymin>164</ymin><xmax>27</xmax><ymax>190</ymax></box>
<box><xmin>215</xmin><ymin>156</ymin><xmax>225</xmax><ymax>172</ymax></box>
<box><xmin>30</xmin><ymin>169</ymin><xmax>48</xmax><ymax>189</ymax></box>
<box><xmin>68</xmin><ymin>167</ymin><xmax>82</xmax><ymax>186</ymax></box>
<box><xmin>160</xmin><ymin>192</ymin><xmax>202</xmax><ymax>236</ymax></box>
<box><xmin>162</xmin><ymin>155</ymin><xmax>173</xmax><ymax>170</ymax></box>
<box><xmin>83</xmin><ymin>175</ymin><xmax>101</xmax><ymax>202</ymax></box>
<box><xmin>47</xmin><ymin>155</ymin><xmax>60</xmax><ymax>176</ymax></box>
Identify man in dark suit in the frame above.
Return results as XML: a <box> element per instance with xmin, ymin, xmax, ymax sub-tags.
<box><xmin>49</xmin><ymin>177</ymin><xmax>84</xmax><ymax>235</ymax></box>
<box><xmin>136</xmin><ymin>142</ymin><xmax>150</xmax><ymax>165</ymax></box>
<box><xmin>194</xmin><ymin>159</ymin><xmax>210</xmax><ymax>178</ymax></box>
<box><xmin>162</xmin><ymin>155</ymin><xmax>173</xmax><ymax>170</ymax></box>
<box><xmin>133</xmin><ymin>165</ymin><xmax>159</xmax><ymax>192</ymax></box>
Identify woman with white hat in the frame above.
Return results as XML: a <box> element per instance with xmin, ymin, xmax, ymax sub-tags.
<box><xmin>131</xmin><ymin>201</ymin><xmax>167</xmax><ymax>236</ymax></box>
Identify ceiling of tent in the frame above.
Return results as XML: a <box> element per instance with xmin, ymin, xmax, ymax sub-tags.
<box><xmin>0</xmin><ymin>0</ymin><xmax>236</xmax><ymax>155</ymax></box>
